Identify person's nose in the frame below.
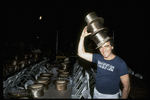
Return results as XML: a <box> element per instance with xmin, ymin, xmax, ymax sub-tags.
<box><xmin>103</xmin><ymin>48</ymin><xmax>106</xmax><ymax>52</ymax></box>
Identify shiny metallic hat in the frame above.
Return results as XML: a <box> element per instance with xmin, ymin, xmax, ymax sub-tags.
<box><xmin>85</xmin><ymin>12</ymin><xmax>110</xmax><ymax>49</ymax></box>
<box><xmin>85</xmin><ymin>12</ymin><xmax>104</xmax><ymax>25</ymax></box>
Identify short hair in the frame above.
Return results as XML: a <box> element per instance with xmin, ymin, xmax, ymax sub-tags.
<box><xmin>107</xmin><ymin>38</ymin><xmax>115</xmax><ymax>54</ymax></box>
<box><xmin>106</xmin><ymin>38</ymin><xmax>114</xmax><ymax>47</ymax></box>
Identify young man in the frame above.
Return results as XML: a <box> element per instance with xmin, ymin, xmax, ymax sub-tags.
<box><xmin>78</xmin><ymin>26</ymin><xmax>130</xmax><ymax>99</ymax></box>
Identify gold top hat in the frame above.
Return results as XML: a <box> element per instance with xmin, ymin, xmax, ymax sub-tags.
<box><xmin>85</xmin><ymin>12</ymin><xmax>109</xmax><ymax>49</ymax></box>
<box><xmin>85</xmin><ymin>12</ymin><xmax>104</xmax><ymax>25</ymax></box>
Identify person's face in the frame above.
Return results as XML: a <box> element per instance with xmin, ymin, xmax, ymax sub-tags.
<box><xmin>99</xmin><ymin>41</ymin><xmax>114</xmax><ymax>59</ymax></box>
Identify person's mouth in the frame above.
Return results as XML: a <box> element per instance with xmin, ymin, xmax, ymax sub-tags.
<box><xmin>103</xmin><ymin>52</ymin><xmax>107</xmax><ymax>56</ymax></box>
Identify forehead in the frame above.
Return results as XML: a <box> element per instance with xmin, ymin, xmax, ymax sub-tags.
<box><xmin>101</xmin><ymin>41</ymin><xmax>111</xmax><ymax>47</ymax></box>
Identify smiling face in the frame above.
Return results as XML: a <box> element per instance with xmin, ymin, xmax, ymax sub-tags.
<box><xmin>99</xmin><ymin>41</ymin><xmax>114</xmax><ymax>60</ymax></box>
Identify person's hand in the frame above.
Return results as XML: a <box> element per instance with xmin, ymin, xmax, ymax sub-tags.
<box><xmin>81</xmin><ymin>26</ymin><xmax>92</xmax><ymax>37</ymax></box>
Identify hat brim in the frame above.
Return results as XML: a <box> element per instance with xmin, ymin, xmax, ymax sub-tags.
<box><xmin>95</xmin><ymin>37</ymin><xmax>113</xmax><ymax>49</ymax></box>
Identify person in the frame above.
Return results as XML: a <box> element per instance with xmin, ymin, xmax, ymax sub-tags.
<box><xmin>78</xmin><ymin>26</ymin><xmax>130</xmax><ymax>99</ymax></box>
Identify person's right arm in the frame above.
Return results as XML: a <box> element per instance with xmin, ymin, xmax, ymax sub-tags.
<box><xmin>77</xmin><ymin>26</ymin><xmax>93</xmax><ymax>62</ymax></box>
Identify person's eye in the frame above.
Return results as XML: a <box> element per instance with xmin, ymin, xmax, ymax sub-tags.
<box><xmin>105</xmin><ymin>45</ymin><xmax>109</xmax><ymax>47</ymax></box>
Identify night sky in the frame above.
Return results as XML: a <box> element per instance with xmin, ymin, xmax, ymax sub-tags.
<box><xmin>4</xmin><ymin>1</ymin><xmax>148</xmax><ymax>80</ymax></box>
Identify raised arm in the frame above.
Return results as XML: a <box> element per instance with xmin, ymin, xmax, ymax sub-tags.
<box><xmin>77</xmin><ymin>26</ymin><xmax>93</xmax><ymax>62</ymax></box>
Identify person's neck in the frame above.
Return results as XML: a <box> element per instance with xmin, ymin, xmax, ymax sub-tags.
<box><xmin>104</xmin><ymin>53</ymin><xmax>116</xmax><ymax>60</ymax></box>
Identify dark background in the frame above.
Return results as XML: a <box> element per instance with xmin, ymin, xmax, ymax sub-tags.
<box><xmin>3</xmin><ymin>1</ymin><xmax>148</xmax><ymax>82</ymax></box>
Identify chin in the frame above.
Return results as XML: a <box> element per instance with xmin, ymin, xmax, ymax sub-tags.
<box><xmin>101</xmin><ymin>52</ymin><xmax>111</xmax><ymax>58</ymax></box>
<box><xmin>102</xmin><ymin>54</ymin><xmax>109</xmax><ymax>58</ymax></box>
<box><xmin>103</xmin><ymin>56</ymin><xmax>109</xmax><ymax>59</ymax></box>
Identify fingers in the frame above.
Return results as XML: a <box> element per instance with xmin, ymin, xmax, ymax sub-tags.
<box><xmin>82</xmin><ymin>26</ymin><xmax>87</xmax><ymax>34</ymax></box>
<box><xmin>88</xmin><ymin>32</ymin><xmax>92</xmax><ymax>35</ymax></box>
<box><xmin>84</xmin><ymin>26</ymin><xmax>87</xmax><ymax>29</ymax></box>
<box><xmin>81</xmin><ymin>26</ymin><xmax>92</xmax><ymax>37</ymax></box>
<box><xmin>84</xmin><ymin>27</ymin><xmax>87</xmax><ymax>33</ymax></box>
<box><xmin>83</xmin><ymin>26</ymin><xmax>87</xmax><ymax>32</ymax></box>
<box><xmin>84</xmin><ymin>26</ymin><xmax>92</xmax><ymax>34</ymax></box>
